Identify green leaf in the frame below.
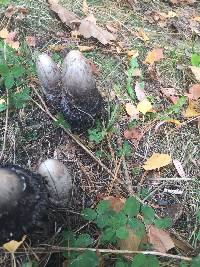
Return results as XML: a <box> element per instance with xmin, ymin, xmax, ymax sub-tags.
<box><xmin>0</xmin><ymin>102</ymin><xmax>6</xmax><ymax>112</ymax></box>
<box><xmin>62</xmin><ymin>231</ymin><xmax>76</xmax><ymax>246</ymax></box>
<box><xmin>115</xmin><ymin>260</ymin><xmax>130</xmax><ymax>267</ymax></box>
<box><xmin>146</xmin><ymin>255</ymin><xmax>159</xmax><ymax>267</ymax></box>
<box><xmin>191</xmin><ymin>54</ymin><xmax>200</xmax><ymax>67</ymax></box>
<box><xmin>82</xmin><ymin>208</ymin><xmax>97</xmax><ymax>221</ymax></box>
<box><xmin>96</xmin><ymin>200</ymin><xmax>110</xmax><ymax>215</ymax></box>
<box><xmin>4</xmin><ymin>73</ymin><xmax>14</xmax><ymax>89</ymax></box>
<box><xmin>96</xmin><ymin>213</ymin><xmax>111</xmax><ymax>229</ymax></box>
<box><xmin>197</xmin><ymin>210</ymin><xmax>200</xmax><ymax>223</ymax></box>
<box><xmin>123</xmin><ymin>197</ymin><xmax>140</xmax><ymax>217</ymax></box>
<box><xmin>197</xmin><ymin>230</ymin><xmax>200</xmax><ymax>240</ymax></box>
<box><xmin>54</xmin><ymin>113</ymin><xmax>70</xmax><ymax>129</ymax></box>
<box><xmin>131</xmin><ymin>254</ymin><xmax>146</xmax><ymax>267</ymax></box>
<box><xmin>11</xmin><ymin>87</ymin><xmax>30</xmax><ymax>109</ymax></box>
<box><xmin>70</xmin><ymin>250</ymin><xmax>99</xmax><ymax>267</ymax></box>
<box><xmin>116</xmin><ymin>226</ymin><xmax>129</xmax><ymax>240</ymax></box>
<box><xmin>11</xmin><ymin>65</ymin><xmax>24</xmax><ymax>78</ymax></box>
<box><xmin>180</xmin><ymin>261</ymin><xmax>189</xmax><ymax>267</ymax></box>
<box><xmin>110</xmin><ymin>211</ymin><xmax>127</xmax><ymax>229</ymax></box>
<box><xmin>101</xmin><ymin>227</ymin><xmax>116</xmax><ymax>242</ymax></box>
<box><xmin>74</xmin><ymin>234</ymin><xmax>93</xmax><ymax>247</ymax></box>
<box><xmin>0</xmin><ymin>64</ymin><xmax>9</xmax><ymax>76</ymax></box>
<box><xmin>141</xmin><ymin>205</ymin><xmax>155</xmax><ymax>224</ymax></box>
<box><xmin>191</xmin><ymin>254</ymin><xmax>200</xmax><ymax>267</ymax></box>
<box><xmin>118</xmin><ymin>141</ymin><xmax>132</xmax><ymax>158</ymax></box>
<box><xmin>130</xmin><ymin>57</ymin><xmax>139</xmax><ymax>68</ymax></box>
<box><xmin>128</xmin><ymin>218</ymin><xmax>145</xmax><ymax>238</ymax></box>
<box><xmin>154</xmin><ymin>217</ymin><xmax>172</xmax><ymax>229</ymax></box>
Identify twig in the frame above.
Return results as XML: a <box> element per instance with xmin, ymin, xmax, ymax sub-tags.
<box><xmin>107</xmin><ymin>156</ymin><xmax>123</xmax><ymax>195</ymax></box>
<box><xmin>0</xmin><ymin>246</ymin><xmax>192</xmax><ymax>262</ymax></box>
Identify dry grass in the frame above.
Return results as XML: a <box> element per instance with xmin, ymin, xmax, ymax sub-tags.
<box><xmin>0</xmin><ymin>0</ymin><xmax>199</xmax><ymax>266</ymax></box>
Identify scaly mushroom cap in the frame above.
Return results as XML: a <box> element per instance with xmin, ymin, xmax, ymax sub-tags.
<box><xmin>38</xmin><ymin>159</ymin><xmax>72</xmax><ymax>207</ymax></box>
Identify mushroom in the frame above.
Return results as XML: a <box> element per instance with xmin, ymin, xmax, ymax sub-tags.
<box><xmin>36</xmin><ymin>50</ymin><xmax>103</xmax><ymax>131</ymax></box>
<box><xmin>38</xmin><ymin>159</ymin><xmax>72</xmax><ymax>207</ymax></box>
<box><xmin>0</xmin><ymin>165</ymin><xmax>48</xmax><ymax>244</ymax></box>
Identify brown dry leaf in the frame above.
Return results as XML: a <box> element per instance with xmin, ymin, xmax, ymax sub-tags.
<box><xmin>138</xmin><ymin>29</ymin><xmax>149</xmax><ymax>42</ymax></box>
<box><xmin>118</xmin><ymin>225</ymin><xmax>143</xmax><ymax>251</ymax></box>
<box><xmin>78</xmin><ymin>14</ymin><xmax>116</xmax><ymax>45</ymax></box>
<box><xmin>127</xmin><ymin>50</ymin><xmax>139</xmax><ymax>59</ymax></box>
<box><xmin>0</xmin><ymin>28</ymin><xmax>9</xmax><ymax>39</ymax></box>
<box><xmin>134</xmin><ymin>82</ymin><xmax>146</xmax><ymax>101</ymax></box>
<box><xmin>3</xmin><ymin>236</ymin><xmax>26</xmax><ymax>253</ymax></box>
<box><xmin>82</xmin><ymin>0</ymin><xmax>89</xmax><ymax>15</ymax></box>
<box><xmin>184</xmin><ymin>100</ymin><xmax>200</xmax><ymax>117</ymax></box>
<box><xmin>147</xmin><ymin>225</ymin><xmax>174</xmax><ymax>253</ymax></box>
<box><xmin>193</xmin><ymin>17</ymin><xmax>200</xmax><ymax>22</ymax></box>
<box><xmin>78</xmin><ymin>45</ymin><xmax>94</xmax><ymax>52</ymax></box>
<box><xmin>25</xmin><ymin>36</ymin><xmax>36</xmax><ymax>47</ymax></box>
<box><xmin>124</xmin><ymin>127</ymin><xmax>144</xmax><ymax>141</ymax></box>
<box><xmin>187</xmin><ymin>84</ymin><xmax>200</xmax><ymax>100</ymax></box>
<box><xmin>125</xmin><ymin>103</ymin><xmax>139</xmax><ymax>119</ymax></box>
<box><xmin>154</xmin><ymin>119</ymin><xmax>181</xmax><ymax>132</ymax></box>
<box><xmin>173</xmin><ymin>159</ymin><xmax>186</xmax><ymax>178</ymax></box>
<box><xmin>136</xmin><ymin>98</ymin><xmax>152</xmax><ymax>115</ymax></box>
<box><xmin>5</xmin><ymin>5</ymin><xmax>16</xmax><ymax>18</ymax></box>
<box><xmin>49</xmin><ymin>44</ymin><xmax>65</xmax><ymax>51</ymax></box>
<box><xmin>47</xmin><ymin>0</ymin><xmax>80</xmax><ymax>29</ymax></box>
<box><xmin>103</xmin><ymin>196</ymin><xmax>125</xmax><ymax>212</ymax></box>
<box><xmin>6</xmin><ymin>31</ymin><xmax>17</xmax><ymax>43</ymax></box>
<box><xmin>145</xmin><ymin>48</ymin><xmax>164</xmax><ymax>65</ymax></box>
<box><xmin>87</xmin><ymin>59</ymin><xmax>100</xmax><ymax>75</ymax></box>
<box><xmin>190</xmin><ymin>66</ymin><xmax>200</xmax><ymax>82</ymax></box>
<box><xmin>160</xmin><ymin>87</ymin><xmax>180</xmax><ymax>104</ymax></box>
<box><xmin>143</xmin><ymin>153</ymin><xmax>172</xmax><ymax>170</ymax></box>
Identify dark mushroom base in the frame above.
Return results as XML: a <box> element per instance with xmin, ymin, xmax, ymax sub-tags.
<box><xmin>0</xmin><ymin>165</ymin><xmax>49</xmax><ymax>245</ymax></box>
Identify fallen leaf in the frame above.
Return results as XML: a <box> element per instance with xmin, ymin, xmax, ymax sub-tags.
<box><xmin>49</xmin><ymin>44</ymin><xmax>65</xmax><ymax>51</ymax></box>
<box><xmin>82</xmin><ymin>0</ymin><xmax>89</xmax><ymax>15</ymax></box>
<box><xmin>136</xmin><ymin>98</ymin><xmax>152</xmax><ymax>115</ymax></box>
<box><xmin>87</xmin><ymin>59</ymin><xmax>100</xmax><ymax>75</ymax></box>
<box><xmin>127</xmin><ymin>50</ymin><xmax>139</xmax><ymax>59</ymax></box>
<box><xmin>147</xmin><ymin>225</ymin><xmax>174</xmax><ymax>253</ymax></box>
<box><xmin>138</xmin><ymin>29</ymin><xmax>149</xmax><ymax>42</ymax></box>
<box><xmin>193</xmin><ymin>17</ymin><xmax>200</xmax><ymax>22</ymax></box>
<box><xmin>3</xmin><ymin>236</ymin><xmax>26</xmax><ymax>253</ymax></box>
<box><xmin>145</xmin><ymin>48</ymin><xmax>164</xmax><ymax>65</ymax></box>
<box><xmin>173</xmin><ymin>159</ymin><xmax>186</xmax><ymax>178</ymax></box>
<box><xmin>103</xmin><ymin>196</ymin><xmax>125</xmax><ymax>212</ymax></box>
<box><xmin>184</xmin><ymin>100</ymin><xmax>200</xmax><ymax>117</ymax></box>
<box><xmin>125</xmin><ymin>103</ymin><xmax>139</xmax><ymax>119</ymax></box>
<box><xmin>124</xmin><ymin>127</ymin><xmax>144</xmax><ymax>141</ymax></box>
<box><xmin>78</xmin><ymin>14</ymin><xmax>116</xmax><ymax>45</ymax></box>
<box><xmin>78</xmin><ymin>45</ymin><xmax>94</xmax><ymax>52</ymax></box>
<box><xmin>9</xmin><ymin>41</ymin><xmax>20</xmax><ymax>50</ymax></box>
<box><xmin>118</xmin><ymin>225</ymin><xmax>143</xmax><ymax>251</ymax></box>
<box><xmin>47</xmin><ymin>0</ymin><xmax>80</xmax><ymax>29</ymax></box>
<box><xmin>5</xmin><ymin>31</ymin><xmax>17</xmax><ymax>43</ymax></box>
<box><xmin>134</xmin><ymin>82</ymin><xmax>146</xmax><ymax>101</ymax></box>
<box><xmin>160</xmin><ymin>87</ymin><xmax>180</xmax><ymax>104</ymax></box>
<box><xmin>143</xmin><ymin>153</ymin><xmax>172</xmax><ymax>170</ymax></box>
<box><xmin>0</xmin><ymin>28</ymin><xmax>9</xmax><ymax>39</ymax></box>
<box><xmin>25</xmin><ymin>36</ymin><xmax>36</xmax><ymax>47</ymax></box>
<box><xmin>154</xmin><ymin>119</ymin><xmax>181</xmax><ymax>132</ymax></box>
<box><xmin>190</xmin><ymin>66</ymin><xmax>200</xmax><ymax>82</ymax></box>
<box><xmin>187</xmin><ymin>84</ymin><xmax>200</xmax><ymax>100</ymax></box>
<box><xmin>167</xmin><ymin>11</ymin><xmax>178</xmax><ymax>18</ymax></box>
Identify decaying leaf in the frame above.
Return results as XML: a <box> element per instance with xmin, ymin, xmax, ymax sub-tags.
<box><xmin>160</xmin><ymin>87</ymin><xmax>180</xmax><ymax>104</ymax></box>
<box><xmin>184</xmin><ymin>100</ymin><xmax>200</xmax><ymax>117</ymax></box>
<box><xmin>145</xmin><ymin>48</ymin><xmax>164</xmax><ymax>65</ymax></box>
<box><xmin>0</xmin><ymin>28</ymin><xmax>9</xmax><ymax>39</ymax></box>
<box><xmin>103</xmin><ymin>196</ymin><xmax>125</xmax><ymax>212</ymax></box>
<box><xmin>143</xmin><ymin>153</ymin><xmax>172</xmax><ymax>170</ymax></box>
<box><xmin>25</xmin><ymin>36</ymin><xmax>36</xmax><ymax>47</ymax></box>
<box><xmin>78</xmin><ymin>14</ymin><xmax>116</xmax><ymax>45</ymax></box>
<box><xmin>78</xmin><ymin>45</ymin><xmax>94</xmax><ymax>52</ymax></box>
<box><xmin>125</xmin><ymin>103</ymin><xmax>139</xmax><ymax>119</ymax></box>
<box><xmin>138</xmin><ymin>29</ymin><xmax>149</xmax><ymax>42</ymax></box>
<box><xmin>187</xmin><ymin>84</ymin><xmax>200</xmax><ymax>100</ymax></box>
<box><xmin>124</xmin><ymin>127</ymin><xmax>144</xmax><ymax>141</ymax></box>
<box><xmin>127</xmin><ymin>50</ymin><xmax>139</xmax><ymax>59</ymax></box>
<box><xmin>173</xmin><ymin>159</ymin><xmax>186</xmax><ymax>178</ymax></box>
<box><xmin>47</xmin><ymin>0</ymin><xmax>80</xmax><ymax>29</ymax></box>
<box><xmin>82</xmin><ymin>0</ymin><xmax>89</xmax><ymax>15</ymax></box>
<box><xmin>118</xmin><ymin>225</ymin><xmax>143</xmax><ymax>251</ymax></box>
<box><xmin>134</xmin><ymin>82</ymin><xmax>146</xmax><ymax>101</ymax></box>
<box><xmin>190</xmin><ymin>66</ymin><xmax>200</xmax><ymax>82</ymax></box>
<box><xmin>154</xmin><ymin>119</ymin><xmax>181</xmax><ymax>132</ymax></box>
<box><xmin>3</xmin><ymin>236</ymin><xmax>26</xmax><ymax>253</ymax></box>
<box><xmin>147</xmin><ymin>225</ymin><xmax>174</xmax><ymax>253</ymax></box>
<box><xmin>136</xmin><ymin>98</ymin><xmax>152</xmax><ymax>115</ymax></box>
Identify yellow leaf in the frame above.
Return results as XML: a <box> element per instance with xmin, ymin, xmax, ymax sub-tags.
<box><xmin>193</xmin><ymin>16</ymin><xmax>200</xmax><ymax>22</ymax></box>
<box><xmin>125</xmin><ymin>103</ymin><xmax>139</xmax><ymax>119</ymax></box>
<box><xmin>143</xmin><ymin>153</ymin><xmax>172</xmax><ymax>170</ymax></box>
<box><xmin>190</xmin><ymin>66</ymin><xmax>200</xmax><ymax>82</ymax></box>
<box><xmin>138</xmin><ymin>29</ymin><xmax>149</xmax><ymax>42</ymax></box>
<box><xmin>145</xmin><ymin>48</ymin><xmax>164</xmax><ymax>65</ymax></box>
<box><xmin>184</xmin><ymin>100</ymin><xmax>200</xmax><ymax>118</ymax></box>
<box><xmin>78</xmin><ymin>45</ymin><xmax>94</xmax><ymax>52</ymax></box>
<box><xmin>136</xmin><ymin>98</ymin><xmax>152</xmax><ymax>115</ymax></box>
<box><xmin>0</xmin><ymin>28</ymin><xmax>9</xmax><ymax>39</ymax></box>
<box><xmin>82</xmin><ymin>0</ymin><xmax>89</xmax><ymax>15</ymax></box>
<box><xmin>3</xmin><ymin>236</ymin><xmax>26</xmax><ymax>253</ymax></box>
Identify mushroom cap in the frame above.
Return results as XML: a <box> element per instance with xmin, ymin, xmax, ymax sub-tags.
<box><xmin>36</xmin><ymin>53</ymin><xmax>61</xmax><ymax>102</ymax></box>
<box><xmin>0</xmin><ymin>168</ymin><xmax>24</xmax><ymax>211</ymax></box>
<box><xmin>38</xmin><ymin>159</ymin><xmax>72</xmax><ymax>207</ymax></box>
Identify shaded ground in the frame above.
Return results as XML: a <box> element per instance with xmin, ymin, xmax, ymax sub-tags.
<box><xmin>0</xmin><ymin>0</ymin><xmax>200</xmax><ymax>266</ymax></box>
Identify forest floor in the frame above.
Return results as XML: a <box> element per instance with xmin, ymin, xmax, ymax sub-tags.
<box><xmin>0</xmin><ymin>0</ymin><xmax>200</xmax><ymax>266</ymax></box>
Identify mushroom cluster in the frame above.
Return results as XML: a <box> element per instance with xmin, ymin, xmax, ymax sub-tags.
<box><xmin>36</xmin><ymin>50</ymin><xmax>103</xmax><ymax>131</ymax></box>
<box><xmin>0</xmin><ymin>159</ymin><xmax>72</xmax><ymax>244</ymax></box>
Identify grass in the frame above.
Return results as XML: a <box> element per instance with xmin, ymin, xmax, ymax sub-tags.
<box><xmin>0</xmin><ymin>0</ymin><xmax>199</xmax><ymax>266</ymax></box>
